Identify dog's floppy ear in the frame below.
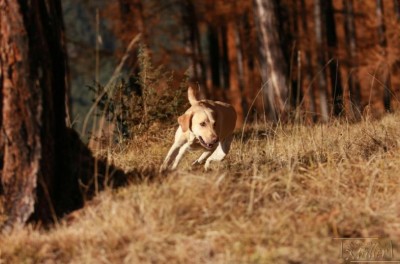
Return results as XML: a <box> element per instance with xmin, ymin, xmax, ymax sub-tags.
<box><xmin>188</xmin><ymin>86</ymin><xmax>199</xmax><ymax>106</ymax></box>
<box><xmin>178</xmin><ymin>113</ymin><xmax>192</xmax><ymax>132</ymax></box>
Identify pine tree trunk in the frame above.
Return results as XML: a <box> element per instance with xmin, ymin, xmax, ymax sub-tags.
<box><xmin>220</xmin><ymin>25</ymin><xmax>229</xmax><ymax>94</ymax></box>
<box><xmin>208</xmin><ymin>24</ymin><xmax>221</xmax><ymax>98</ymax></box>
<box><xmin>314</xmin><ymin>0</ymin><xmax>329</xmax><ymax>122</ymax></box>
<box><xmin>299</xmin><ymin>0</ymin><xmax>317</xmax><ymax>122</ymax></box>
<box><xmin>0</xmin><ymin>0</ymin><xmax>125</xmax><ymax>231</ymax></box>
<box><xmin>394</xmin><ymin>0</ymin><xmax>400</xmax><ymax>21</ymax></box>
<box><xmin>376</xmin><ymin>0</ymin><xmax>392</xmax><ymax>112</ymax></box>
<box><xmin>253</xmin><ymin>0</ymin><xmax>289</xmax><ymax>122</ymax></box>
<box><xmin>343</xmin><ymin>0</ymin><xmax>362</xmax><ymax>120</ymax></box>
<box><xmin>325</xmin><ymin>0</ymin><xmax>344</xmax><ymax>116</ymax></box>
<box><xmin>236</xmin><ymin>15</ymin><xmax>250</xmax><ymax>121</ymax></box>
<box><xmin>0</xmin><ymin>0</ymin><xmax>69</xmax><ymax>228</ymax></box>
<box><xmin>181</xmin><ymin>0</ymin><xmax>208</xmax><ymax>97</ymax></box>
<box><xmin>226</xmin><ymin>21</ymin><xmax>244</xmax><ymax>127</ymax></box>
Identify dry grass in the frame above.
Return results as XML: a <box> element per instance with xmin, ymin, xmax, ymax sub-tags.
<box><xmin>1</xmin><ymin>114</ymin><xmax>400</xmax><ymax>263</ymax></box>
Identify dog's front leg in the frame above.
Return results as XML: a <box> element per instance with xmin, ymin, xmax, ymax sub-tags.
<box><xmin>204</xmin><ymin>135</ymin><xmax>233</xmax><ymax>171</ymax></box>
<box><xmin>171</xmin><ymin>142</ymin><xmax>191</xmax><ymax>170</ymax></box>
<box><xmin>160</xmin><ymin>127</ymin><xmax>190</xmax><ymax>172</ymax></box>
<box><xmin>160</xmin><ymin>141</ymin><xmax>184</xmax><ymax>172</ymax></box>
<box><xmin>192</xmin><ymin>151</ymin><xmax>212</xmax><ymax>165</ymax></box>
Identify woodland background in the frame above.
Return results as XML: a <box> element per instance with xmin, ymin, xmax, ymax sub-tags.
<box><xmin>64</xmin><ymin>0</ymin><xmax>400</xmax><ymax>131</ymax></box>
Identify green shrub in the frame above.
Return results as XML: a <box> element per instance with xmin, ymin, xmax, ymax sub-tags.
<box><xmin>89</xmin><ymin>45</ymin><xmax>189</xmax><ymax>141</ymax></box>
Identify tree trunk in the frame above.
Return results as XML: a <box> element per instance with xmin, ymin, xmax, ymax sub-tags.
<box><xmin>181</xmin><ymin>0</ymin><xmax>208</xmax><ymax>98</ymax></box>
<box><xmin>343</xmin><ymin>0</ymin><xmax>362</xmax><ymax>120</ymax></box>
<box><xmin>207</xmin><ymin>24</ymin><xmax>221</xmax><ymax>98</ymax></box>
<box><xmin>314</xmin><ymin>0</ymin><xmax>329</xmax><ymax>122</ymax></box>
<box><xmin>325</xmin><ymin>0</ymin><xmax>344</xmax><ymax>116</ymax></box>
<box><xmin>236</xmin><ymin>15</ymin><xmax>250</xmax><ymax>122</ymax></box>
<box><xmin>253</xmin><ymin>0</ymin><xmax>289</xmax><ymax>122</ymax></box>
<box><xmin>394</xmin><ymin>0</ymin><xmax>400</xmax><ymax>21</ymax></box>
<box><xmin>0</xmin><ymin>0</ymin><xmax>69</xmax><ymax>227</ymax></box>
<box><xmin>376</xmin><ymin>0</ymin><xmax>392</xmax><ymax>112</ymax></box>
<box><xmin>219</xmin><ymin>24</ymin><xmax>229</xmax><ymax>94</ymax></box>
<box><xmin>115</xmin><ymin>0</ymin><xmax>147</xmax><ymax>48</ymax></box>
<box><xmin>299</xmin><ymin>0</ymin><xmax>317</xmax><ymax>122</ymax></box>
<box><xmin>226</xmin><ymin>21</ymin><xmax>244</xmax><ymax>127</ymax></box>
<box><xmin>0</xmin><ymin>0</ymin><xmax>129</xmax><ymax>231</ymax></box>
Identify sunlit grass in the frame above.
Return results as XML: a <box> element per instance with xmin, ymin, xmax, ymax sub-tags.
<box><xmin>1</xmin><ymin>113</ymin><xmax>400</xmax><ymax>263</ymax></box>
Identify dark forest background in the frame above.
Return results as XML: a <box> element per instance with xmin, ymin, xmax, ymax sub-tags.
<box><xmin>63</xmin><ymin>0</ymin><xmax>400</xmax><ymax>131</ymax></box>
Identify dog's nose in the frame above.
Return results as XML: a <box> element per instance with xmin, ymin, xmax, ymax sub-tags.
<box><xmin>211</xmin><ymin>137</ymin><xmax>219</xmax><ymax>144</ymax></box>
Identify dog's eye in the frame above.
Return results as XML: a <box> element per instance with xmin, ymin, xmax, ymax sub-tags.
<box><xmin>200</xmin><ymin>122</ymin><xmax>206</xmax><ymax>127</ymax></box>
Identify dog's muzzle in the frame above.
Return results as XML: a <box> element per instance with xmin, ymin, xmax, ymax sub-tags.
<box><xmin>198</xmin><ymin>136</ymin><xmax>218</xmax><ymax>149</ymax></box>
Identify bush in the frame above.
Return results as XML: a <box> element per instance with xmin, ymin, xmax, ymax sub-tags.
<box><xmin>89</xmin><ymin>45</ymin><xmax>189</xmax><ymax>141</ymax></box>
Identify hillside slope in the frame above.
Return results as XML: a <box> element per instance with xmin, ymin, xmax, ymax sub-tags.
<box><xmin>1</xmin><ymin>114</ymin><xmax>400</xmax><ymax>263</ymax></box>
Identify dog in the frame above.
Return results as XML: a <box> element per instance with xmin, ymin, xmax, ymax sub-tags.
<box><xmin>160</xmin><ymin>87</ymin><xmax>237</xmax><ymax>172</ymax></box>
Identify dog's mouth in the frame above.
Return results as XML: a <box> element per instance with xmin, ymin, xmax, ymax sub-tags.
<box><xmin>198</xmin><ymin>136</ymin><xmax>217</xmax><ymax>149</ymax></box>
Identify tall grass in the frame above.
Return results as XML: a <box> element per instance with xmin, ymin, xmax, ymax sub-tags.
<box><xmin>1</xmin><ymin>112</ymin><xmax>400</xmax><ymax>263</ymax></box>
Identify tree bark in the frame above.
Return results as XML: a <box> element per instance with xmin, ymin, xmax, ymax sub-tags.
<box><xmin>219</xmin><ymin>24</ymin><xmax>229</xmax><ymax>94</ymax></box>
<box><xmin>226</xmin><ymin>21</ymin><xmax>244</xmax><ymax>127</ymax></box>
<box><xmin>181</xmin><ymin>0</ymin><xmax>208</xmax><ymax>97</ymax></box>
<box><xmin>314</xmin><ymin>0</ymin><xmax>329</xmax><ymax>122</ymax></box>
<box><xmin>236</xmin><ymin>15</ymin><xmax>250</xmax><ymax>122</ymax></box>
<box><xmin>376</xmin><ymin>0</ymin><xmax>392</xmax><ymax>112</ymax></box>
<box><xmin>208</xmin><ymin>24</ymin><xmax>221</xmax><ymax>97</ymax></box>
<box><xmin>343</xmin><ymin>0</ymin><xmax>362</xmax><ymax>120</ymax></box>
<box><xmin>0</xmin><ymin>0</ymin><xmax>70</xmax><ymax>227</ymax></box>
<box><xmin>0</xmin><ymin>0</ymin><xmax>130</xmax><ymax>231</ymax></box>
<box><xmin>394</xmin><ymin>0</ymin><xmax>400</xmax><ymax>21</ymax></box>
<box><xmin>253</xmin><ymin>0</ymin><xmax>289</xmax><ymax>122</ymax></box>
<box><xmin>299</xmin><ymin>0</ymin><xmax>317</xmax><ymax>122</ymax></box>
<box><xmin>325</xmin><ymin>0</ymin><xmax>344</xmax><ymax>116</ymax></box>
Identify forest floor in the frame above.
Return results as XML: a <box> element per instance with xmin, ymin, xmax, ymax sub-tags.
<box><xmin>1</xmin><ymin>113</ymin><xmax>400</xmax><ymax>263</ymax></box>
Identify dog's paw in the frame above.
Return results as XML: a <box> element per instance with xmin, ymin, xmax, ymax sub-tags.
<box><xmin>189</xmin><ymin>160</ymin><xmax>202</xmax><ymax>172</ymax></box>
<box><xmin>159</xmin><ymin>164</ymin><xmax>169</xmax><ymax>174</ymax></box>
<box><xmin>204</xmin><ymin>161</ymin><xmax>211</xmax><ymax>171</ymax></box>
<box><xmin>192</xmin><ymin>158</ymin><xmax>207</xmax><ymax>166</ymax></box>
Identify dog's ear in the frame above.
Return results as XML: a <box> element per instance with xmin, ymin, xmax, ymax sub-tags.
<box><xmin>188</xmin><ymin>86</ymin><xmax>199</xmax><ymax>106</ymax></box>
<box><xmin>178</xmin><ymin>113</ymin><xmax>192</xmax><ymax>132</ymax></box>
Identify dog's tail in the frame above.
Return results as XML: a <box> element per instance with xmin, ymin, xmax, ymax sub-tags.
<box><xmin>188</xmin><ymin>86</ymin><xmax>199</xmax><ymax>105</ymax></box>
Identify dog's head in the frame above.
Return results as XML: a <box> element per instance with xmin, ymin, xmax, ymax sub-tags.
<box><xmin>178</xmin><ymin>87</ymin><xmax>219</xmax><ymax>149</ymax></box>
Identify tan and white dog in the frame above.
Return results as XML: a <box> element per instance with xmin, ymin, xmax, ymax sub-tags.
<box><xmin>160</xmin><ymin>87</ymin><xmax>237</xmax><ymax>172</ymax></box>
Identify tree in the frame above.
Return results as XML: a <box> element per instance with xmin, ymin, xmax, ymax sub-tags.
<box><xmin>226</xmin><ymin>20</ymin><xmax>244</xmax><ymax>127</ymax></box>
<box><xmin>376</xmin><ymin>0</ymin><xmax>392</xmax><ymax>112</ymax></box>
<box><xmin>0</xmin><ymin>0</ymin><xmax>70</xmax><ymax>228</ymax></box>
<box><xmin>180</xmin><ymin>0</ymin><xmax>208</xmax><ymax>98</ymax></box>
<box><xmin>325</xmin><ymin>0</ymin><xmax>344</xmax><ymax>116</ymax></box>
<box><xmin>253</xmin><ymin>0</ymin><xmax>289</xmax><ymax>122</ymax></box>
<box><xmin>0</xmin><ymin>0</ymin><xmax>127</xmax><ymax>231</ymax></box>
<box><xmin>207</xmin><ymin>24</ymin><xmax>222</xmax><ymax>97</ymax></box>
<box><xmin>313</xmin><ymin>0</ymin><xmax>329</xmax><ymax>122</ymax></box>
<box><xmin>299</xmin><ymin>0</ymin><xmax>317</xmax><ymax>122</ymax></box>
<box><xmin>343</xmin><ymin>0</ymin><xmax>362</xmax><ymax>120</ymax></box>
<box><xmin>394</xmin><ymin>0</ymin><xmax>400</xmax><ymax>21</ymax></box>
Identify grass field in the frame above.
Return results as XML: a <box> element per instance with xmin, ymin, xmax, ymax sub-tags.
<box><xmin>1</xmin><ymin>113</ymin><xmax>400</xmax><ymax>263</ymax></box>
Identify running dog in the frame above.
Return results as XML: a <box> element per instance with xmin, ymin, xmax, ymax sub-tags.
<box><xmin>160</xmin><ymin>87</ymin><xmax>237</xmax><ymax>172</ymax></box>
